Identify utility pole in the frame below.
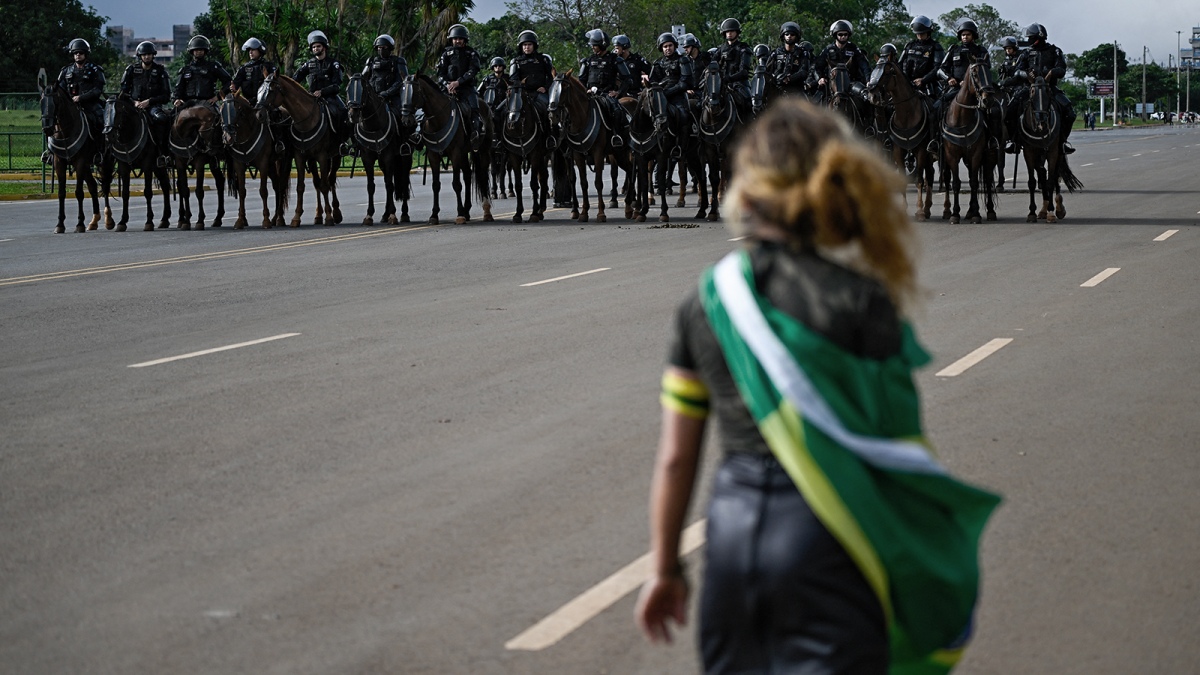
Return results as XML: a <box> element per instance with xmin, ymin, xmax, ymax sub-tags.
<box><xmin>1177</xmin><ymin>31</ymin><xmax>1183</xmax><ymax>119</ymax></box>
<box><xmin>1142</xmin><ymin>46</ymin><xmax>1148</xmax><ymax>120</ymax></box>
<box><xmin>1114</xmin><ymin>41</ymin><xmax>1119</xmax><ymax>125</ymax></box>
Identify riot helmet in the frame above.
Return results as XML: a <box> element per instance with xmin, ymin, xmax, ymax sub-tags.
<box><xmin>612</xmin><ymin>35</ymin><xmax>631</xmax><ymax>50</ymax></box>
<box><xmin>67</xmin><ymin>38</ymin><xmax>91</xmax><ymax>54</ymax></box>
<box><xmin>830</xmin><ymin>20</ymin><xmax>853</xmax><ymax>38</ymax></box>
<box><xmin>242</xmin><ymin>37</ymin><xmax>266</xmax><ymax>52</ymax></box>
<box><xmin>517</xmin><ymin>30</ymin><xmax>538</xmax><ymax>47</ymax></box>
<box><xmin>307</xmin><ymin>30</ymin><xmax>330</xmax><ymax>47</ymax></box>
<box><xmin>780</xmin><ymin>22</ymin><xmax>802</xmax><ymax>40</ymax></box>
<box><xmin>188</xmin><ymin>35</ymin><xmax>212</xmax><ymax>52</ymax></box>
<box><xmin>447</xmin><ymin>24</ymin><xmax>469</xmax><ymax>41</ymax></box>
<box><xmin>657</xmin><ymin>32</ymin><xmax>678</xmax><ymax>49</ymax></box>
<box><xmin>910</xmin><ymin>15</ymin><xmax>933</xmax><ymax>35</ymax></box>
<box><xmin>586</xmin><ymin>29</ymin><xmax>608</xmax><ymax>47</ymax></box>
<box><xmin>956</xmin><ymin>19</ymin><xmax>979</xmax><ymax>39</ymax></box>
<box><xmin>719</xmin><ymin>18</ymin><xmax>742</xmax><ymax>34</ymax></box>
<box><xmin>135</xmin><ymin>41</ymin><xmax>157</xmax><ymax>56</ymax></box>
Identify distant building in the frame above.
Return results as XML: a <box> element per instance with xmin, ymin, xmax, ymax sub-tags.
<box><xmin>174</xmin><ymin>24</ymin><xmax>194</xmax><ymax>61</ymax></box>
<box><xmin>105</xmin><ymin>25</ymin><xmax>135</xmax><ymax>55</ymax></box>
<box><xmin>104</xmin><ymin>24</ymin><xmax>188</xmax><ymax>65</ymax></box>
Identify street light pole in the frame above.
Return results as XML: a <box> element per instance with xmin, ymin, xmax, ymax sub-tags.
<box><xmin>1114</xmin><ymin>41</ymin><xmax>1119</xmax><ymax>125</ymax></box>
<box><xmin>1177</xmin><ymin>31</ymin><xmax>1182</xmax><ymax>119</ymax></box>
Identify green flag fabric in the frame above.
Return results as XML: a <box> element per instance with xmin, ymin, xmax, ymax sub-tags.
<box><xmin>700</xmin><ymin>250</ymin><xmax>1002</xmax><ymax>674</ymax></box>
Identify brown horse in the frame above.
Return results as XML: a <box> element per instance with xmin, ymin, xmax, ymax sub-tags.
<box><xmin>218</xmin><ymin>93</ymin><xmax>290</xmax><ymax>229</ymax></box>
<box><xmin>548</xmin><ymin>72</ymin><xmax>634</xmax><ymax>222</ymax></box>
<box><xmin>400</xmin><ymin>74</ymin><xmax>491</xmax><ymax>224</ymax></box>
<box><xmin>257</xmin><ymin>72</ymin><xmax>343</xmax><ymax>226</ymax></box>
<box><xmin>39</xmin><ymin>73</ymin><xmax>106</xmax><ymax>233</ymax></box>
<box><xmin>496</xmin><ymin>83</ymin><xmax>551</xmax><ymax>223</ymax></box>
<box><xmin>866</xmin><ymin>58</ymin><xmax>936</xmax><ymax>220</ymax></box>
<box><xmin>346</xmin><ymin>73</ymin><xmax>413</xmax><ymax>225</ymax></box>
<box><xmin>939</xmin><ymin>59</ymin><xmax>997</xmax><ymax>224</ymax></box>
<box><xmin>169</xmin><ymin>104</ymin><xmax>226</xmax><ymax>229</ymax></box>
<box><xmin>103</xmin><ymin>94</ymin><xmax>172</xmax><ymax>231</ymax></box>
<box><xmin>1017</xmin><ymin>78</ymin><xmax>1082</xmax><ymax>222</ymax></box>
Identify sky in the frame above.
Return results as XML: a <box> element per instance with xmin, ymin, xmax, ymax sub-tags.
<box><xmin>87</xmin><ymin>0</ymin><xmax>1199</xmax><ymax>68</ymax></box>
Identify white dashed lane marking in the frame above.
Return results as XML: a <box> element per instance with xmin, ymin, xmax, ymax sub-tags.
<box><xmin>935</xmin><ymin>339</ymin><xmax>1013</xmax><ymax>377</ymax></box>
<box><xmin>128</xmin><ymin>333</ymin><xmax>301</xmax><ymax>368</ymax></box>
<box><xmin>521</xmin><ymin>268</ymin><xmax>610</xmax><ymax>287</ymax></box>
<box><xmin>1081</xmin><ymin>268</ymin><xmax>1121</xmax><ymax>287</ymax></box>
<box><xmin>1154</xmin><ymin>230</ymin><xmax>1178</xmax><ymax>241</ymax></box>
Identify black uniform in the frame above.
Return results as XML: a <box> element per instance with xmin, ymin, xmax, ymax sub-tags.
<box><xmin>362</xmin><ymin>53</ymin><xmax>408</xmax><ymax>112</ymax></box>
<box><xmin>579</xmin><ymin>51</ymin><xmax>632</xmax><ymax>136</ymax></box>
<box><xmin>510</xmin><ymin>51</ymin><xmax>555</xmax><ymax>111</ymax></box>
<box><xmin>815</xmin><ymin>41</ymin><xmax>871</xmax><ymax>85</ymax></box>
<box><xmin>768</xmin><ymin>44</ymin><xmax>814</xmax><ymax>96</ymax></box>
<box><xmin>57</xmin><ymin>61</ymin><xmax>106</xmax><ymax>137</ymax></box>
<box><xmin>436</xmin><ymin>43</ymin><xmax>482</xmax><ymax>141</ymax></box>
<box><xmin>174</xmin><ymin>57</ymin><xmax>232</xmax><ymax>107</ymax></box>
<box><xmin>1016</xmin><ymin>41</ymin><xmax>1075</xmax><ymax>131</ymax></box>
<box><xmin>294</xmin><ymin>54</ymin><xmax>348</xmax><ymax>141</ymax></box>
<box><xmin>899</xmin><ymin>37</ymin><xmax>944</xmax><ymax>98</ymax></box>
<box><xmin>232</xmin><ymin>57</ymin><xmax>277</xmax><ymax>102</ymax></box>
<box><xmin>120</xmin><ymin>61</ymin><xmax>172</xmax><ymax>151</ymax></box>
<box><xmin>622</xmin><ymin>52</ymin><xmax>654</xmax><ymax>93</ymax></box>
<box><xmin>478</xmin><ymin>72</ymin><xmax>509</xmax><ymax>110</ymax></box>
<box><xmin>715</xmin><ymin>40</ymin><xmax>752</xmax><ymax>110</ymax></box>
<box><xmin>647</xmin><ymin>51</ymin><xmax>693</xmax><ymax>127</ymax></box>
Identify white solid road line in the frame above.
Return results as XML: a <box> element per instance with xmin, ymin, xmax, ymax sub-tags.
<box><xmin>521</xmin><ymin>268</ymin><xmax>611</xmax><ymax>287</ymax></box>
<box><xmin>0</xmin><ymin>238</ymin><xmax>13</xmax><ymax>243</ymax></box>
<box><xmin>935</xmin><ymin>338</ymin><xmax>1013</xmax><ymax>377</ymax></box>
<box><xmin>505</xmin><ymin>520</ymin><xmax>707</xmax><ymax>651</ymax></box>
<box><xmin>1154</xmin><ymin>230</ymin><xmax>1178</xmax><ymax>241</ymax></box>
<box><xmin>1081</xmin><ymin>267</ymin><xmax>1121</xmax><ymax>287</ymax></box>
<box><xmin>128</xmin><ymin>333</ymin><xmax>301</xmax><ymax>368</ymax></box>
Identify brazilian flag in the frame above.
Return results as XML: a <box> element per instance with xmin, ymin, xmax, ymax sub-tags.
<box><xmin>700</xmin><ymin>250</ymin><xmax>1001</xmax><ymax>674</ymax></box>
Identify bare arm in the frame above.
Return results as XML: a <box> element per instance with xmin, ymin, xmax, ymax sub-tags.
<box><xmin>635</xmin><ymin>367</ymin><xmax>708</xmax><ymax>644</ymax></box>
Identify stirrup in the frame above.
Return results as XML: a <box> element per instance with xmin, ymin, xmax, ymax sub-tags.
<box><xmin>41</xmin><ymin>150</ymin><xmax>52</xmax><ymax>165</ymax></box>
<box><xmin>610</xmin><ymin>134</ymin><xmax>623</xmax><ymax>147</ymax></box>
<box><xmin>1062</xmin><ymin>142</ymin><xmax>1075</xmax><ymax>155</ymax></box>
<box><xmin>669</xmin><ymin>145</ymin><xmax>682</xmax><ymax>159</ymax></box>
<box><xmin>1005</xmin><ymin>141</ymin><xmax>1018</xmax><ymax>154</ymax></box>
<box><xmin>156</xmin><ymin>156</ymin><xmax>171</xmax><ymax>168</ymax></box>
<box><xmin>926</xmin><ymin>139</ymin><xmax>939</xmax><ymax>154</ymax></box>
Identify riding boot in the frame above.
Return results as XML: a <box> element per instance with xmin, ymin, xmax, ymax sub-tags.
<box><xmin>1062</xmin><ymin>141</ymin><xmax>1075</xmax><ymax>155</ymax></box>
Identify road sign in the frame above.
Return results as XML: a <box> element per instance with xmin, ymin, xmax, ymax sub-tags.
<box><xmin>1090</xmin><ymin>80</ymin><xmax>1115</xmax><ymax>98</ymax></box>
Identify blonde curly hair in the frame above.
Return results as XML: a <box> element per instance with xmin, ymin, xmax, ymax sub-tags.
<box><xmin>726</xmin><ymin>99</ymin><xmax>918</xmax><ymax>312</ymax></box>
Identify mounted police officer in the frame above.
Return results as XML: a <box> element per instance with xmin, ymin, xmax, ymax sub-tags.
<box><xmin>231</xmin><ymin>38</ymin><xmax>276</xmax><ymax>102</ymax></box>
<box><xmin>714</xmin><ymin>18</ymin><xmax>752</xmax><ymax>117</ymax></box>
<box><xmin>938</xmin><ymin>18</ymin><xmax>1000</xmax><ymax>147</ymax></box>
<box><xmin>362</xmin><ymin>34</ymin><xmax>408</xmax><ymax>115</ymax></box>
<box><xmin>1016</xmin><ymin>23</ymin><xmax>1075</xmax><ymax>154</ymax></box>
<box><xmin>57</xmin><ymin>39</ymin><xmax>106</xmax><ymax>141</ymax></box>
<box><xmin>510</xmin><ymin>30</ymin><xmax>555</xmax><ymax>116</ymax></box>
<box><xmin>478</xmin><ymin>57</ymin><xmax>509</xmax><ymax>109</ymax></box>
<box><xmin>643</xmin><ymin>32</ymin><xmax>694</xmax><ymax>136</ymax></box>
<box><xmin>997</xmin><ymin>36</ymin><xmax>1025</xmax><ymax>153</ymax></box>
<box><xmin>436</xmin><ymin>23</ymin><xmax>483</xmax><ymax>147</ymax></box>
<box><xmin>173</xmin><ymin>35</ymin><xmax>232</xmax><ymax>110</ymax></box>
<box><xmin>682</xmin><ymin>34</ymin><xmax>709</xmax><ymax>73</ymax></box>
<box><xmin>613</xmin><ymin>35</ymin><xmax>652</xmax><ymax>94</ymax></box>
<box><xmin>899</xmin><ymin>15</ymin><xmax>944</xmax><ymax>100</ymax></box>
<box><xmin>769</xmin><ymin>22</ymin><xmax>814</xmax><ymax>98</ymax></box>
<box><xmin>579</xmin><ymin>28</ymin><xmax>631</xmax><ymax>145</ymax></box>
<box><xmin>293</xmin><ymin>29</ymin><xmax>350</xmax><ymax>147</ymax></box>
<box><xmin>815</xmin><ymin>21</ymin><xmax>872</xmax><ymax>101</ymax></box>
<box><xmin>119</xmin><ymin>41</ymin><xmax>172</xmax><ymax>164</ymax></box>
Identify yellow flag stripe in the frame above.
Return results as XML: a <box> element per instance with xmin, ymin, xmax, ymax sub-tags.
<box><xmin>759</xmin><ymin>401</ymin><xmax>893</xmax><ymax>622</ymax></box>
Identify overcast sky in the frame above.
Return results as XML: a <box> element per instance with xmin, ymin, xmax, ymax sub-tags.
<box><xmin>88</xmin><ymin>0</ymin><xmax>1198</xmax><ymax>68</ymax></box>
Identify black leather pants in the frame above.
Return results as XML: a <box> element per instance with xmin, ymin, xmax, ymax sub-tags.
<box><xmin>700</xmin><ymin>452</ymin><xmax>888</xmax><ymax>674</ymax></box>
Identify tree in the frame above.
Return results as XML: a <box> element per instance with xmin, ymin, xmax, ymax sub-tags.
<box><xmin>0</xmin><ymin>0</ymin><xmax>120</xmax><ymax>91</ymax></box>
<box><xmin>1073</xmin><ymin>42</ymin><xmax>1129</xmax><ymax>80</ymax></box>
<box><xmin>938</xmin><ymin>3</ymin><xmax>1018</xmax><ymax>53</ymax></box>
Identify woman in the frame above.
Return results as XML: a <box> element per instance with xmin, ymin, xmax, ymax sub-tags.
<box><xmin>635</xmin><ymin>99</ymin><xmax>999</xmax><ymax>674</ymax></box>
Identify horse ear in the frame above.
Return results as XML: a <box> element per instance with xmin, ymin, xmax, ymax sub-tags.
<box><xmin>564</xmin><ymin>68</ymin><xmax>573</xmax><ymax>77</ymax></box>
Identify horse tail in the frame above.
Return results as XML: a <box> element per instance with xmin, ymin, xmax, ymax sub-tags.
<box><xmin>551</xmin><ymin>148</ymin><xmax>571</xmax><ymax>196</ymax></box>
<box><xmin>1056</xmin><ymin>154</ymin><xmax>1084</xmax><ymax>193</ymax></box>
<box><xmin>471</xmin><ymin>149</ymin><xmax>489</xmax><ymax>204</ymax></box>
<box><xmin>275</xmin><ymin>156</ymin><xmax>291</xmax><ymax>213</ymax></box>
<box><xmin>98</xmin><ymin>154</ymin><xmax>114</xmax><ymax>197</ymax></box>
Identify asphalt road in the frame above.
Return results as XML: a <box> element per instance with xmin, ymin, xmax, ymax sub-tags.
<box><xmin>2</xmin><ymin>125</ymin><xmax>1199</xmax><ymax>674</ymax></box>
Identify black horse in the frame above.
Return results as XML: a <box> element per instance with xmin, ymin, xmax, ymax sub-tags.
<box><xmin>218</xmin><ymin>93</ymin><xmax>290</xmax><ymax>229</ymax></box>
<box><xmin>499</xmin><ymin>85</ymin><xmax>551</xmax><ymax>223</ymax></box>
<box><xmin>347</xmin><ymin>74</ymin><xmax>414</xmax><ymax>225</ymax></box>
<box><xmin>39</xmin><ymin>70</ymin><xmax>107</xmax><ymax>233</ymax></box>
<box><xmin>1017</xmin><ymin>77</ymin><xmax>1083</xmax><ymax>222</ymax></box>
<box><xmin>102</xmin><ymin>94</ymin><xmax>172</xmax><ymax>231</ymax></box>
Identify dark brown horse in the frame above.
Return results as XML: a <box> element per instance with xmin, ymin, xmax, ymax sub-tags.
<box><xmin>218</xmin><ymin>93</ymin><xmax>290</xmax><ymax>229</ymax></box>
<box><xmin>346</xmin><ymin>74</ymin><xmax>413</xmax><ymax>225</ymax></box>
<box><xmin>39</xmin><ymin>72</ymin><xmax>106</xmax><ymax>233</ymax></box>
<box><xmin>939</xmin><ymin>59</ymin><xmax>997</xmax><ymax>224</ymax></box>
<box><xmin>400</xmin><ymin>74</ymin><xmax>491</xmax><ymax>224</ymax></box>
<box><xmin>548</xmin><ymin>72</ymin><xmax>634</xmax><ymax>222</ymax></box>
<box><xmin>103</xmin><ymin>94</ymin><xmax>172</xmax><ymax>231</ymax></box>
<box><xmin>257</xmin><ymin>72</ymin><xmax>343</xmax><ymax>226</ymax></box>
<box><xmin>169</xmin><ymin>104</ymin><xmax>226</xmax><ymax>229</ymax></box>
<box><xmin>1017</xmin><ymin>78</ymin><xmax>1082</xmax><ymax>222</ymax></box>
<box><xmin>825</xmin><ymin>64</ymin><xmax>874</xmax><ymax>138</ymax></box>
<box><xmin>866</xmin><ymin>58</ymin><xmax>936</xmax><ymax>220</ymax></box>
<box><xmin>497</xmin><ymin>84</ymin><xmax>550</xmax><ymax>223</ymax></box>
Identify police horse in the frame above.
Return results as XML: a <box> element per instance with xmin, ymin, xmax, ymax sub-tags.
<box><xmin>825</xmin><ymin>64</ymin><xmax>874</xmax><ymax>139</ymax></box>
<box><xmin>400</xmin><ymin>74</ymin><xmax>492</xmax><ymax>224</ymax></box>
<box><xmin>866</xmin><ymin>57</ymin><xmax>937</xmax><ymax>220</ymax></box>
<box><xmin>938</xmin><ymin>58</ymin><xmax>997</xmax><ymax>224</ymax></box>
<box><xmin>548</xmin><ymin>72</ymin><xmax>634</xmax><ymax>222</ymax></box>
<box><xmin>38</xmin><ymin>71</ymin><xmax>107</xmax><ymax>233</ymax></box>
<box><xmin>1016</xmin><ymin>77</ymin><xmax>1082</xmax><ymax>222</ymax></box>
<box><xmin>498</xmin><ymin>82</ymin><xmax>552</xmax><ymax>223</ymax></box>
<box><xmin>218</xmin><ymin>93</ymin><xmax>290</xmax><ymax>229</ymax></box>
<box><xmin>628</xmin><ymin>84</ymin><xmax>692</xmax><ymax>222</ymax></box>
<box><xmin>103</xmin><ymin>94</ymin><xmax>172</xmax><ymax>231</ymax></box>
<box><xmin>696</xmin><ymin>63</ymin><xmax>744</xmax><ymax>221</ymax></box>
<box><xmin>169</xmin><ymin>103</ymin><xmax>227</xmax><ymax>229</ymax></box>
<box><xmin>256</xmin><ymin>72</ymin><xmax>343</xmax><ymax>226</ymax></box>
<box><xmin>346</xmin><ymin>74</ymin><xmax>413</xmax><ymax>225</ymax></box>
<box><xmin>480</xmin><ymin>80</ymin><xmax>515</xmax><ymax>199</ymax></box>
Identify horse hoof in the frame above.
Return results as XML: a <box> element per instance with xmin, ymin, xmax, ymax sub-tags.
<box><xmin>400</xmin><ymin>215</ymin><xmax>410</xmax><ymax>223</ymax></box>
<box><xmin>142</xmin><ymin>223</ymin><xmax>153</xmax><ymax>232</ymax></box>
<box><xmin>333</xmin><ymin>212</ymin><xmax>343</xmax><ymax>224</ymax></box>
<box><xmin>636</xmin><ymin>215</ymin><xmax>646</xmax><ymax>223</ymax></box>
<box><xmin>55</xmin><ymin>225</ymin><xmax>65</xmax><ymax>234</ymax></box>
<box><xmin>179</xmin><ymin>223</ymin><xmax>191</xmax><ymax>230</ymax></box>
<box><xmin>996</xmin><ymin>184</ymin><xmax>1006</xmax><ymax>193</ymax></box>
<box><xmin>455</xmin><ymin>216</ymin><xmax>467</xmax><ymax>224</ymax></box>
<box><xmin>530</xmin><ymin>214</ymin><xmax>542</xmax><ymax>223</ymax></box>
<box><xmin>608</xmin><ymin>200</ymin><xmax>618</xmax><ymax>209</ymax></box>
<box><xmin>1045</xmin><ymin>214</ymin><xmax>1057</xmax><ymax>223</ymax></box>
<box><xmin>262</xmin><ymin>221</ymin><xmax>272</xmax><ymax>229</ymax></box>
<box><xmin>195</xmin><ymin>223</ymin><xmax>205</xmax><ymax>231</ymax></box>
<box><xmin>512</xmin><ymin>215</ymin><xmax>523</xmax><ymax>223</ymax></box>
<box><xmin>950</xmin><ymin>216</ymin><xmax>960</xmax><ymax>224</ymax></box>
<box><xmin>363</xmin><ymin>217</ymin><xmax>374</xmax><ymax>226</ymax></box>
<box><xmin>74</xmin><ymin>225</ymin><xmax>86</xmax><ymax>233</ymax></box>
<box><xmin>1026</xmin><ymin>213</ymin><xmax>1038</xmax><ymax>223</ymax></box>
<box><xmin>969</xmin><ymin>216</ymin><xmax>982</xmax><ymax>224</ymax></box>
<box><xmin>570</xmin><ymin>210</ymin><xmax>579</xmax><ymax>220</ymax></box>
<box><xmin>987</xmin><ymin>212</ymin><xmax>997</xmax><ymax>222</ymax></box>
<box><xmin>210</xmin><ymin>220</ymin><xmax>222</xmax><ymax>228</ymax></box>
<box><xmin>706</xmin><ymin>212</ymin><xmax>720</xmax><ymax>222</ymax></box>
<box><xmin>429</xmin><ymin>217</ymin><xmax>440</xmax><ymax>225</ymax></box>
<box><xmin>915</xmin><ymin>212</ymin><xmax>927</xmax><ymax>222</ymax></box>
<box><xmin>1056</xmin><ymin>208</ymin><xmax>1066</xmax><ymax>220</ymax></box>
<box><xmin>115</xmin><ymin>223</ymin><xmax>127</xmax><ymax>232</ymax></box>
<box><xmin>597</xmin><ymin>214</ymin><xmax>606</xmax><ymax>222</ymax></box>
<box><xmin>105</xmin><ymin>219</ymin><xmax>115</xmax><ymax>231</ymax></box>
<box><xmin>289</xmin><ymin>220</ymin><xmax>300</xmax><ymax>228</ymax></box>
<box><xmin>158</xmin><ymin>220</ymin><xmax>169</xmax><ymax>229</ymax></box>
<box><xmin>659</xmin><ymin>214</ymin><xmax>670</xmax><ymax>223</ymax></box>
<box><xmin>579</xmin><ymin>214</ymin><xmax>588</xmax><ymax>223</ymax></box>
<box><xmin>387</xmin><ymin>215</ymin><xmax>398</xmax><ymax>225</ymax></box>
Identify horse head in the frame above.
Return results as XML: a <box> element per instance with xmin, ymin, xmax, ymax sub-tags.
<box><xmin>704</xmin><ymin>63</ymin><xmax>723</xmax><ymax>109</ymax></box>
<box><xmin>964</xmin><ymin>58</ymin><xmax>996</xmax><ymax>105</ymax></box>
<box><xmin>506</xmin><ymin>84</ymin><xmax>525</xmax><ymax>130</ymax></box>
<box><xmin>346</xmin><ymin>74</ymin><xmax>365</xmax><ymax>125</ymax></box>
<box><xmin>1026</xmin><ymin>77</ymin><xmax>1054</xmax><ymax>136</ymax></box>
<box><xmin>548</xmin><ymin>73</ymin><xmax>564</xmax><ymax>116</ymax></box>
<box><xmin>398</xmin><ymin>75</ymin><xmax>418</xmax><ymax>127</ymax></box>
<box><xmin>39</xmin><ymin>84</ymin><xmax>61</xmax><ymax>137</ymax></box>
<box><xmin>219</xmin><ymin>94</ymin><xmax>239</xmax><ymax>145</ymax></box>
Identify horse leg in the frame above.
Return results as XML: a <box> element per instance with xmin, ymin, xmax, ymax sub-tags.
<box><xmin>363</xmin><ymin>158</ymin><xmax>376</xmax><ymax>225</ymax></box>
<box><xmin>609</xmin><ymin>161</ymin><xmax>620</xmax><ymax>209</ymax></box>
<box><xmin>949</xmin><ymin>164</ymin><xmax>962</xmax><ymax>224</ymax></box>
<box><xmin>530</xmin><ymin>162</ymin><xmax>546</xmax><ymax>223</ymax></box>
<box><xmin>85</xmin><ymin>169</ymin><xmax>101</xmax><ymax>231</ymax></box>
<box><xmin>329</xmin><ymin>160</ymin><xmax>342</xmax><ymax>224</ymax></box>
<box><xmin>115</xmin><ymin>166</ymin><xmax>131</xmax><ymax>231</ymax></box>
<box><xmin>675</xmin><ymin>159</ymin><xmax>686</xmax><ymax>208</ymax></box>
<box><xmin>54</xmin><ymin>161</ymin><xmax>67</xmax><ymax>233</ymax></box>
<box><xmin>706</xmin><ymin>155</ymin><xmax>721</xmax><ymax>222</ymax></box>
<box><xmin>71</xmin><ymin>169</ymin><xmax>87</xmax><ymax>233</ymax></box>
<box><xmin>577</xmin><ymin>155</ymin><xmax>591</xmax><ymax>223</ymax></box>
<box><xmin>510</xmin><ymin>156</ymin><xmax>523</xmax><ymax>223</ymax></box>
<box><xmin>291</xmin><ymin>155</ymin><xmax>306</xmax><ymax>227</ymax></box>
<box><xmin>193</xmin><ymin>166</ymin><xmax>207</xmax><ymax>230</ymax></box>
<box><xmin>593</xmin><ymin>153</ymin><xmax>606</xmax><ymax>222</ymax></box>
<box><xmin>157</xmin><ymin>165</ymin><xmax>172</xmax><ymax>228</ymax></box>
<box><xmin>176</xmin><ymin>161</ymin><xmax>191</xmax><ymax>229</ymax></box>
<box><xmin>258</xmin><ymin>167</ymin><xmax>271</xmax><ymax>229</ymax></box>
<box><xmin>966</xmin><ymin>161</ymin><xmax>982</xmax><ymax>224</ymax></box>
<box><xmin>1024</xmin><ymin>153</ymin><xmax>1039</xmax><ymax>222</ymax></box>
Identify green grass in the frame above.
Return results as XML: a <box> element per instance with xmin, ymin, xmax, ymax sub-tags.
<box><xmin>0</xmin><ymin>180</ymin><xmax>52</xmax><ymax>198</ymax></box>
<box><xmin>0</xmin><ymin>110</ymin><xmax>42</xmax><ymax>133</ymax></box>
